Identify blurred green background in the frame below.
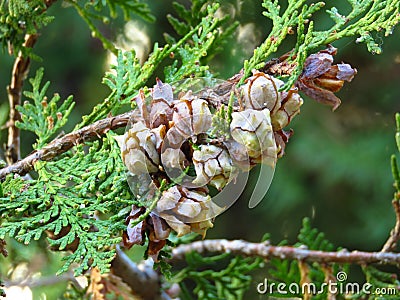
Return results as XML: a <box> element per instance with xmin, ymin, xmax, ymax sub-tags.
<box><xmin>0</xmin><ymin>0</ymin><xmax>399</xmax><ymax>298</ymax></box>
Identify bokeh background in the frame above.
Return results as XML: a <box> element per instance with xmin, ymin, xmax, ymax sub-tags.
<box><xmin>0</xmin><ymin>0</ymin><xmax>399</xmax><ymax>298</ymax></box>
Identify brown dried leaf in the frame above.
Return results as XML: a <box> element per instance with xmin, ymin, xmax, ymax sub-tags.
<box><xmin>296</xmin><ymin>80</ymin><xmax>342</xmax><ymax>110</ymax></box>
<box><xmin>106</xmin><ymin>273</ymin><xmax>137</xmax><ymax>300</ymax></box>
<box><xmin>88</xmin><ymin>267</ymin><xmax>137</xmax><ymax>300</ymax></box>
<box><xmin>302</xmin><ymin>52</ymin><xmax>333</xmax><ymax>79</ymax></box>
<box><xmin>336</xmin><ymin>63</ymin><xmax>357</xmax><ymax>81</ymax></box>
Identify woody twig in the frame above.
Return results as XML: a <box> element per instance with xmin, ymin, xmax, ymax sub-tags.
<box><xmin>6</xmin><ymin>33</ymin><xmax>38</xmax><ymax>165</ymax></box>
<box><xmin>170</xmin><ymin>239</ymin><xmax>400</xmax><ymax>266</ymax></box>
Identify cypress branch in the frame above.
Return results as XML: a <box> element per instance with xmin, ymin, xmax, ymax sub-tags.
<box><xmin>0</xmin><ymin>110</ymin><xmax>135</xmax><ymax>179</ymax></box>
<box><xmin>170</xmin><ymin>239</ymin><xmax>400</xmax><ymax>265</ymax></box>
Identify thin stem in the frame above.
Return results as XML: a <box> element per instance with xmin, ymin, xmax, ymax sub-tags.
<box><xmin>298</xmin><ymin>260</ymin><xmax>311</xmax><ymax>300</ymax></box>
<box><xmin>170</xmin><ymin>239</ymin><xmax>400</xmax><ymax>266</ymax></box>
<box><xmin>6</xmin><ymin>34</ymin><xmax>38</xmax><ymax>165</ymax></box>
<box><xmin>0</xmin><ymin>239</ymin><xmax>7</xmax><ymax>257</ymax></box>
<box><xmin>381</xmin><ymin>193</ymin><xmax>400</xmax><ymax>252</ymax></box>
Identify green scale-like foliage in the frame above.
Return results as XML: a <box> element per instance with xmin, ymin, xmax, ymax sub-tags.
<box><xmin>65</xmin><ymin>0</ymin><xmax>154</xmax><ymax>54</ymax></box>
<box><xmin>0</xmin><ymin>0</ymin><xmax>54</xmax><ymax>57</ymax></box>
<box><xmin>173</xmin><ymin>252</ymin><xmax>263</xmax><ymax>300</ymax></box>
<box><xmin>0</xmin><ymin>132</ymin><xmax>133</xmax><ymax>275</ymax></box>
<box><xmin>0</xmin><ymin>69</ymin><xmax>135</xmax><ymax>275</ymax></box>
<box><xmin>17</xmin><ymin>68</ymin><xmax>74</xmax><ymax>149</ymax></box>
<box><xmin>78</xmin><ymin>3</ymin><xmax>231</xmax><ymax>129</ymax></box>
<box><xmin>164</xmin><ymin>0</ymin><xmax>238</xmax><ymax>66</ymax></box>
<box><xmin>243</xmin><ymin>0</ymin><xmax>400</xmax><ymax>88</ymax></box>
<box><xmin>264</xmin><ymin>218</ymin><xmax>400</xmax><ymax>299</ymax></box>
<box><xmin>265</xmin><ymin>218</ymin><xmax>346</xmax><ymax>299</ymax></box>
<box><xmin>391</xmin><ymin>113</ymin><xmax>400</xmax><ymax>194</ymax></box>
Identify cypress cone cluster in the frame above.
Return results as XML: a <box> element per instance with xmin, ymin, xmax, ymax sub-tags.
<box><xmin>115</xmin><ymin>72</ymin><xmax>304</xmax><ymax>258</ymax></box>
<box><xmin>114</xmin><ymin>47</ymin><xmax>357</xmax><ymax>259</ymax></box>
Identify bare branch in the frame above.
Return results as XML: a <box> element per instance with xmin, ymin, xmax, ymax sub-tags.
<box><xmin>381</xmin><ymin>193</ymin><xmax>400</xmax><ymax>252</ymax></box>
<box><xmin>0</xmin><ymin>111</ymin><xmax>135</xmax><ymax>179</ymax></box>
<box><xmin>170</xmin><ymin>239</ymin><xmax>400</xmax><ymax>266</ymax></box>
<box><xmin>6</xmin><ymin>34</ymin><xmax>38</xmax><ymax>165</ymax></box>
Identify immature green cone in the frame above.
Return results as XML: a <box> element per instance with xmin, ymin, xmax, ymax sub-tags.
<box><xmin>230</xmin><ymin>109</ymin><xmax>277</xmax><ymax>165</ymax></box>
